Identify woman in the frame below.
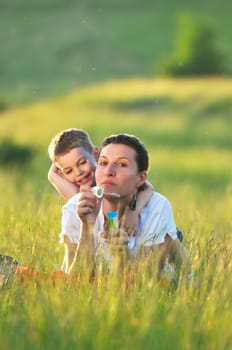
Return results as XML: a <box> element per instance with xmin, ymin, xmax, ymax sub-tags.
<box><xmin>66</xmin><ymin>134</ymin><xmax>191</xmax><ymax>284</ymax></box>
<box><xmin>51</xmin><ymin>129</ymin><xmax>153</xmax><ymax>272</ymax></box>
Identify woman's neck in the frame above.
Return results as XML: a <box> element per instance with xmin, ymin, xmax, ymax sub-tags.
<box><xmin>102</xmin><ymin>198</ymin><xmax>129</xmax><ymax>218</ymax></box>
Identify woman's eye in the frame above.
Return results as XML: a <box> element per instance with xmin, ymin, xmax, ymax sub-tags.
<box><xmin>98</xmin><ymin>161</ymin><xmax>107</xmax><ymax>166</ymax></box>
<box><xmin>118</xmin><ymin>162</ymin><xmax>126</xmax><ymax>167</ymax></box>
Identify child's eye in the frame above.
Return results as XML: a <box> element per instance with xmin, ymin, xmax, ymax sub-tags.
<box><xmin>65</xmin><ymin>169</ymin><xmax>73</xmax><ymax>175</ymax></box>
<box><xmin>79</xmin><ymin>159</ymin><xmax>87</xmax><ymax>165</ymax></box>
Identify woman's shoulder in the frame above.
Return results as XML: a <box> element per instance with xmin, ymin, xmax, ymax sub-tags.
<box><xmin>150</xmin><ymin>191</ymin><xmax>170</xmax><ymax>204</ymax></box>
<box><xmin>144</xmin><ymin>191</ymin><xmax>173</xmax><ymax>213</ymax></box>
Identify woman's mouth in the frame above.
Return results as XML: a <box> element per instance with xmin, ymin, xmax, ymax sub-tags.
<box><xmin>101</xmin><ymin>181</ymin><xmax>115</xmax><ymax>188</ymax></box>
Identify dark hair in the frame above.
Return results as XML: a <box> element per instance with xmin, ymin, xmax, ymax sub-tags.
<box><xmin>101</xmin><ymin>134</ymin><xmax>149</xmax><ymax>172</ymax></box>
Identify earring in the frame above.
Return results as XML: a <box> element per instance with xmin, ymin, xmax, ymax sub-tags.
<box><xmin>129</xmin><ymin>194</ymin><xmax>137</xmax><ymax>211</ymax></box>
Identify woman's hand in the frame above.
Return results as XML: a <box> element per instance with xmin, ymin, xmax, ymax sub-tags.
<box><xmin>101</xmin><ymin>229</ymin><xmax>129</xmax><ymax>253</ymax></box>
<box><xmin>77</xmin><ymin>185</ymin><xmax>101</xmax><ymax>223</ymax></box>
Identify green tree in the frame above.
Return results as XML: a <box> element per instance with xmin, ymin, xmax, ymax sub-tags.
<box><xmin>0</xmin><ymin>139</ymin><xmax>34</xmax><ymax>167</ymax></box>
<box><xmin>158</xmin><ymin>15</ymin><xmax>227</xmax><ymax>76</ymax></box>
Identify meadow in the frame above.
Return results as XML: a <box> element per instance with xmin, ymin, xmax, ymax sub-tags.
<box><xmin>0</xmin><ymin>77</ymin><xmax>232</xmax><ymax>349</ymax></box>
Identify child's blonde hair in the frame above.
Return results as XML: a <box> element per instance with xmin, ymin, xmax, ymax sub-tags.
<box><xmin>48</xmin><ymin>128</ymin><xmax>94</xmax><ymax>162</ymax></box>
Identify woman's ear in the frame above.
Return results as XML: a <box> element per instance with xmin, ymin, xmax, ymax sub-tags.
<box><xmin>137</xmin><ymin>171</ymin><xmax>147</xmax><ymax>188</ymax></box>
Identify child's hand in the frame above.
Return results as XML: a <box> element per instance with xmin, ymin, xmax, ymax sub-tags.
<box><xmin>120</xmin><ymin>183</ymin><xmax>153</xmax><ymax>236</ymax></box>
<box><xmin>48</xmin><ymin>163</ymin><xmax>79</xmax><ymax>199</ymax></box>
<box><xmin>48</xmin><ymin>163</ymin><xmax>60</xmax><ymax>182</ymax></box>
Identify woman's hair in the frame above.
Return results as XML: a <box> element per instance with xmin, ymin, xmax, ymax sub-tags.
<box><xmin>101</xmin><ymin>134</ymin><xmax>149</xmax><ymax>172</ymax></box>
<box><xmin>48</xmin><ymin>128</ymin><xmax>94</xmax><ymax>162</ymax></box>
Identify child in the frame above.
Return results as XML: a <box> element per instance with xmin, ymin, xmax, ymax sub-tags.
<box><xmin>48</xmin><ymin>128</ymin><xmax>98</xmax><ymax>199</ymax></box>
<box><xmin>48</xmin><ymin>128</ymin><xmax>153</xmax><ymax>272</ymax></box>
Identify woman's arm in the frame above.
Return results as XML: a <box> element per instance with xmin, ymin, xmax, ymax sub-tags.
<box><xmin>68</xmin><ymin>221</ymin><xmax>95</xmax><ymax>278</ymax></box>
<box><xmin>62</xmin><ymin>235</ymin><xmax>77</xmax><ymax>273</ymax></box>
<box><xmin>67</xmin><ymin>186</ymin><xmax>100</xmax><ymax>278</ymax></box>
<box><xmin>144</xmin><ymin>235</ymin><xmax>191</xmax><ymax>286</ymax></box>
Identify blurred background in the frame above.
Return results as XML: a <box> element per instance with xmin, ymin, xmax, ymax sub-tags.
<box><xmin>1</xmin><ymin>0</ymin><xmax>231</xmax><ymax>107</ymax></box>
<box><xmin>0</xmin><ymin>0</ymin><xmax>232</xmax><ymax>197</ymax></box>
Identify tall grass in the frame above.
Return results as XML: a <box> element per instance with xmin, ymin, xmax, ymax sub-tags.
<box><xmin>0</xmin><ymin>184</ymin><xmax>231</xmax><ymax>349</ymax></box>
<box><xmin>0</xmin><ymin>78</ymin><xmax>232</xmax><ymax>349</ymax></box>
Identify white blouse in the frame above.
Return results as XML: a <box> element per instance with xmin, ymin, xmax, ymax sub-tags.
<box><xmin>59</xmin><ymin>191</ymin><xmax>178</xmax><ymax>255</ymax></box>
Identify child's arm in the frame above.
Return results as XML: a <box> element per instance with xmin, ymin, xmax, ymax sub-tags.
<box><xmin>121</xmin><ymin>181</ymin><xmax>153</xmax><ymax>236</ymax></box>
<box><xmin>48</xmin><ymin>163</ymin><xmax>79</xmax><ymax>200</ymax></box>
<box><xmin>136</xmin><ymin>180</ymin><xmax>153</xmax><ymax>210</ymax></box>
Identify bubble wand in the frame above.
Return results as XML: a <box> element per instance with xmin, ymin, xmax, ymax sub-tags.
<box><xmin>92</xmin><ymin>186</ymin><xmax>120</xmax><ymax>198</ymax></box>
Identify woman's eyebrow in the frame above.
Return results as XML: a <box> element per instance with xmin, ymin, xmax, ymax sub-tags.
<box><xmin>117</xmin><ymin>156</ymin><xmax>129</xmax><ymax>160</ymax></box>
<box><xmin>99</xmin><ymin>155</ymin><xmax>129</xmax><ymax>160</ymax></box>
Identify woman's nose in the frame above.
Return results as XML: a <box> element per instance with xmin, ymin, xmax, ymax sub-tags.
<box><xmin>105</xmin><ymin>163</ymin><xmax>115</xmax><ymax>176</ymax></box>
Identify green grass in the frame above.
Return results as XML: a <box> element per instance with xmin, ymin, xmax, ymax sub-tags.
<box><xmin>1</xmin><ymin>0</ymin><xmax>232</xmax><ymax>107</ymax></box>
<box><xmin>0</xmin><ymin>77</ymin><xmax>232</xmax><ymax>349</ymax></box>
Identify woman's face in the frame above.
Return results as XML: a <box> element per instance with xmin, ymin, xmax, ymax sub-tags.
<box><xmin>55</xmin><ymin>147</ymin><xmax>97</xmax><ymax>187</ymax></box>
<box><xmin>95</xmin><ymin>143</ymin><xmax>146</xmax><ymax>198</ymax></box>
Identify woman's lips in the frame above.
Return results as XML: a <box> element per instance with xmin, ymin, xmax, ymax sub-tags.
<box><xmin>100</xmin><ymin>181</ymin><xmax>115</xmax><ymax>188</ymax></box>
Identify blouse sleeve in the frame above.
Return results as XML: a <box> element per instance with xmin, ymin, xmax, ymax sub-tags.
<box><xmin>142</xmin><ymin>195</ymin><xmax>177</xmax><ymax>247</ymax></box>
<box><xmin>59</xmin><ymin>194</ymin><xmax>81</xmax><ymax>244</ymax></box>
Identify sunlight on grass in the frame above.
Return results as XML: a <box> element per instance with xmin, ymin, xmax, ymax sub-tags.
<box><xmin>1</xmin><ymin>77</ymin><xmax>232</xmax><ymax>349</ymax></box>
<box><xmin>0</xmin><ymin>180</ymin><xmax>232</xmax><ymax>350</ymax></box>
<box><xmin>150</xmin><ymin>148</ymin><xmax>232</xmax><ymax>173</ymax></box>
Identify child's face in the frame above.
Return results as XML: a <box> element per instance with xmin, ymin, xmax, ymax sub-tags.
<box><xmin>55</xmin><ymin>147</ymin><xmax>97</xmax><ymax>187</ymax></box>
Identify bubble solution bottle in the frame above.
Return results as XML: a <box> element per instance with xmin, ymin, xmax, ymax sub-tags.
<box><xmin>107</xmin><ymin>211</ymin><xmax>118</xmax><ymax>231</ymax></box>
